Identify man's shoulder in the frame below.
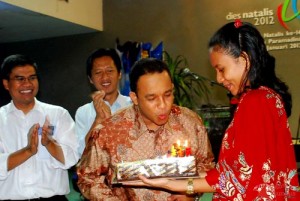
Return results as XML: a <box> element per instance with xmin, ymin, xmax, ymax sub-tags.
<box><xmin>169</xmin><ymin>105</ymin><xmax>204</xmax><ymax>127</ymax></box>
<box><xmin>37</xmin><ymin>100</ymin><xmax>69</xmax><ymax>113</ymax></box>
<box><xmin>76</xmin><ymin>102</ymin><xmax>93</xmax><ymax>114</ymax></box>
<box><xmin>0</xmin><ymin>102</ymin><xmax>10</xmax><ymax>115</ymax></box>
<box><xmin>116</xmin><ymin>94</ymin><xmax>132</xmax><ymax>105</ymax></box>
<box><xmin>118</xmin><ymin>94</ymin><xmax>131</xmax><ymax>101</ymax></box>
<box><xmin>171</xmin><ymin>105</ymin><xmax>199</xmax><ymax>118</ymax></box>
<box><xmin>102</xmin><ymin>105</ymin><xmax>134</xmax><ymax>125</ymax></box>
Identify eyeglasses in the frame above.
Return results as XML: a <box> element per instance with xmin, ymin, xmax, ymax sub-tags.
<box><xmin>9</xmin><ymin>75</ymin><xmax>38</xmax><ymax>83</ymax></box>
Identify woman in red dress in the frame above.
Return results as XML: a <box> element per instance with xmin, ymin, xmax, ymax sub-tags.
<box><xmin>125</xmin><ymin>20</ymin><xmax>300</xmax><ymax>200</ymax></box>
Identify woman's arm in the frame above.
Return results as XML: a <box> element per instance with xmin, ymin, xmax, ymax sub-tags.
<box><xmin>123</xmin><ymin>174</ymin><xmax>215</xmax><ymax>194</ymax></box>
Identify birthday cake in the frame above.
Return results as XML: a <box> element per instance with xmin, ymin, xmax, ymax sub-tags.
<box><xmin>116</xmin><ymin>155</ymin><xmax>197</xmax><ymax>182</ymax></box>
<box><xmin>115</xmin><ymin>140</ymin><xmax>197</xmax><ymax>182</ymax></box>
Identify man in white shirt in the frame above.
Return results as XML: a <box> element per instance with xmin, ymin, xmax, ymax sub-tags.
<box><xmin>0</xmin><ymin>54</ymin><xmax>79</xmax><ymax>200</ymax></box>
<box><xmin>75</xmin><ymin>48</ymin><xmax>131</xmax><ymax>156</ymax></box>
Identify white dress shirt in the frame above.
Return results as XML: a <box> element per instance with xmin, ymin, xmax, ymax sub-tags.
<box><xmin>0</xmin><ymin>99</ymin><xmax>79</xmax><ymax>199</ymax></box>
<box><xmin>75</xmin><ymin>93</ymin><xmax>132</xmax><ymax>156</ymax></box>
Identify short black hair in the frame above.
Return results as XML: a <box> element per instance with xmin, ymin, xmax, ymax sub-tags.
<box><xmin>1</xmin><ymin>54</ymin><xmax>38</xmax><ymax>80</ymax></box>
<box><xmin>86</xmin><ymin>48</ymin><xmax>122</xmax><ymax>77</ymax></box>
<box><xmin>129</xmin><ymin>58</ymin><xmax>172</xmax><ymax>93</ymax></box>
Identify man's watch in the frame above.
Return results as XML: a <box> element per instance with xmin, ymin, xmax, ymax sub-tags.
<box><xmin>186</xmin><ymin>178</ymin><xmax>194</xmax><ymax>195</ymax></box>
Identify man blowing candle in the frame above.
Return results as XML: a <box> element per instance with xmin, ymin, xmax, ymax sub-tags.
<box><xmin>77</xmin><ymin>58</ymin><xmax>214</xmax><ymax>201</ymax></box>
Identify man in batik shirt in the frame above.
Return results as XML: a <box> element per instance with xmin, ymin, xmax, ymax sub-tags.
<box><xmin>77</xmin><ymin>58</ymin><xmax>214</xmax><ymax>201</ymax></box>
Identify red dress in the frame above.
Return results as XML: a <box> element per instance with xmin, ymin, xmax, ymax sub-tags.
<box><xmin>206</xmin><ymin>86</ymin><xmax>300</xmax><ymax>200</ymax></box>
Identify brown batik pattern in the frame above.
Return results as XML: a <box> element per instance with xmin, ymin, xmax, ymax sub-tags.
<box><xmin>77</xmin><ymin>105</ymin><xmax>214</xmax><ymax>201</ymax></box>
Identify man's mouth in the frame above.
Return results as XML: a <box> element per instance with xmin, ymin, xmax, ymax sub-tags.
<box><xmin>101</xmin><ymin>82</ymin><xmax>111</xmax><ymax>87</ymax></box>
<box><xmin>158</xmin><ymin>114</ymin><xmax>168</xmax><ymax>120</ymax></box>
<box><xmin>20</xmin><ymin>89</ymin><xmax>33</xmax><ymax>94</ymax></box>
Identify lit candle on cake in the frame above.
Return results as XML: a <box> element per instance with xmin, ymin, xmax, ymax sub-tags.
<box><xmin>185</xmin><ymin>140</ymin><xmax>191</xmax><ymax>156</ymax></box>
<box><xmin>176</xmin><ymin>140</ymin><xmax>186</xmax><ymax>157</ymax></box>
<box><xmin>171</xmin><ymin>145</ymin><xmax>177</xmax><ymax>157</ymax></box>
<box><xmin>184</xmin><ymin>140</ymin><xmax>188</xmax><ymax>148</ymax></box>
<box><xmin>177</xmin><ymin>140</ymin><xmax>181</xmax><ymax>147</ymax></box>
<box><xmin>178</xmin><ymin>145</ymin><xmax>184</xmax><ymax>157</ymax></box>
<box><xmin>185</xmin><ymin>147</ymin><xmax>191</xmax><ymax>156</ymax></box>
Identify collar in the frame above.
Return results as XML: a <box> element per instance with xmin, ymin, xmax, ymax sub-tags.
<box><xmin>7</xmin><ymin>98</ymin><xmax>43</xmax><ymax>115</ymax></box>
<box><xmin>104</xmin><ymin>91</ymin><xmax>130</xmax><ymax>107</ymax></box>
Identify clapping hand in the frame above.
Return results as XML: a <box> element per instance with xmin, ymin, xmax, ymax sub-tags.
<box><xmin>26</xmin><ymin>124</ymin><xmax>39</xmax><ymax>155</ymax></box>
<box><xmin>91</xmin><ymin>90</ymin><xmax>111</xmax><ymax>121</ymax></box>
<box><xmin>41</xmin><ymin>116</ymin><xmax>54</xmax><ymax>147</ymax></box>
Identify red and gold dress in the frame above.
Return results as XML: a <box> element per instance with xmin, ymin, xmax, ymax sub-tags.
<box><xmin>206</xmin><ymin>86</ymin><xmax>300</xmax><ymax>200</ymax></box>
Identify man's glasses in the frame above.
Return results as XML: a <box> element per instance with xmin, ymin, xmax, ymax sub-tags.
<box><xmin>10</xmin><ymin>75</ymin><xmax>38</xmax><ymax>84</ymax></box>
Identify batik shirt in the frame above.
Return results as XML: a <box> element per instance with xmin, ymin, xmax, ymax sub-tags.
<box><xmin>77</xmin><ymin>104</ymin><xmax>214</xmax><ymax>201</ymax></box>
<box><xmin>206</xmin><ymin>86</ymin><xmax>300</xmax><ymax>200</ymax></box>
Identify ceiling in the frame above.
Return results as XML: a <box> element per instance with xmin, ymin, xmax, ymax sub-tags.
<box><xmin>0</xmin><ymin>1</ymin><xmax>99</xmax><ymax>44</ymax></box>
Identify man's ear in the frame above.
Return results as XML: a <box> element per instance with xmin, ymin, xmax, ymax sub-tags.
<box><xmin>129</xmin><ymin>92</ymin><xmax>138</xmax><ymax>105</ymax></box>
<box><xmin>2</xmin><ymin>79</ymin><xmax>9</xmax><ymax>90</ymax></box>
<box><xmin>88</xmin><ymin>76</ymin><xmax>93</xmax><ymax>84</ymax></box>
